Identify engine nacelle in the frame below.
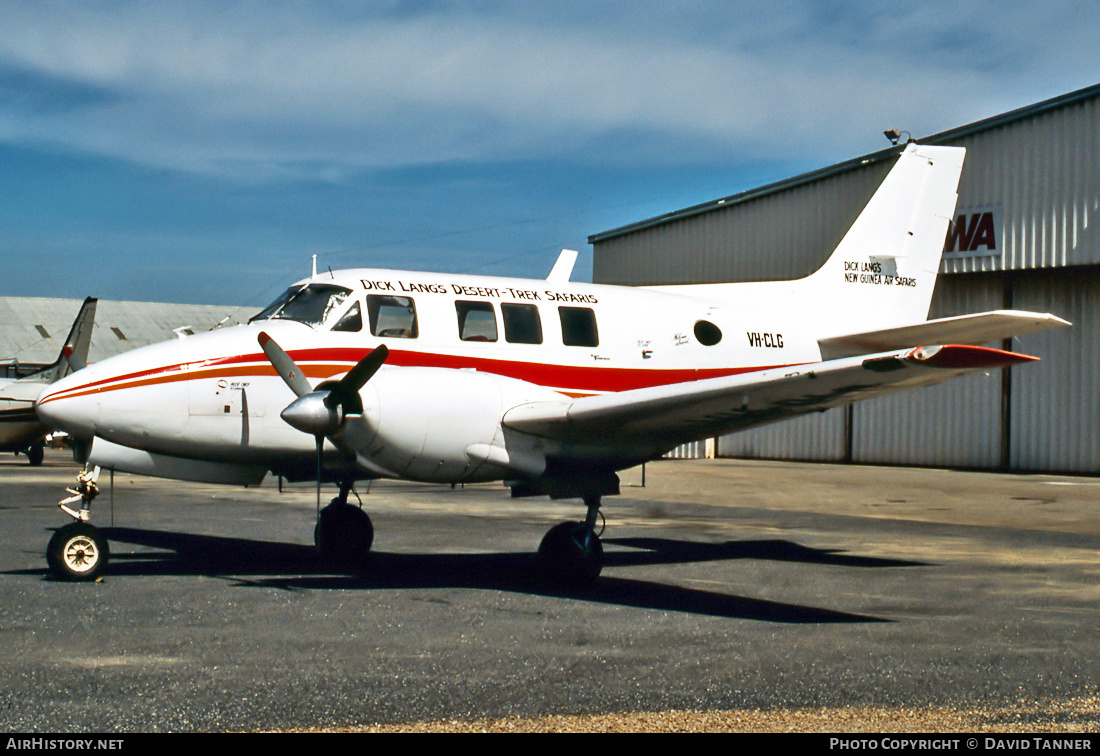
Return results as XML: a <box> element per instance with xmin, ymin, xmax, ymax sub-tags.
<box><xmin>350</xmin><ymin>367</ymin><xmax>565</xmax><ymax>483</ymax></box>
<box><xmin>88</xmin><ymin>436</ymin><xmax>268</xmax><ymax>486</ymax></box>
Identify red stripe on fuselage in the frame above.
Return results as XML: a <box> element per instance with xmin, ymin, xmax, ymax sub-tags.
<box><xmin>39</xmin><ymin>346</ymin><xmax>787</xmax><ymax>405</ymax></box>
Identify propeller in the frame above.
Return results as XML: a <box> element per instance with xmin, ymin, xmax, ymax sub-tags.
<box><xmin>257</xmin><ymin>331</ymin><xmax>388</xmax><ymax>507</ymax></box>
<box><xmin>258</xmin><ymin>332</ymin><xmax>388</xmax><ymax>433</ymax></box>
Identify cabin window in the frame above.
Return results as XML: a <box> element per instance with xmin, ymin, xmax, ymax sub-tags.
<box><xmin>367</xmin><ymin>295</ymin><xmax>419</xmax><ymax>338</ymax></box>
<box><xmin>559</xmin><ymin>306</ymin><xmax>598</xmax><ymax>347</ymax></box>
<box><xmin>251</xmin><ymin>283</ymin><xmax>352</xmax><ymax>327</ymax></box>
<box><xmin>456</xmin><ymin>301</ymin><xmax>497</xmax><ymax>342</ymax></box>
<box><xmin>501</xmin><ymin>303</ymin><xmax>543</xmax><ymax>344</ymax></box>
<box><xmin>694</xmin><ymin>320</ymin><xmax>722</xmax><ymax>346</ymax></box>
<box><xmin>332</xmin><ymin>301</ymin><xmax>363</xmax><ymax>333</ymax></box>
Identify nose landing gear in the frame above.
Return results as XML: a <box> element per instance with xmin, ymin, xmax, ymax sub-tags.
<box><xmin>46</xmin><ymin>467</ymin><xmax>110</xmax><ymax>581</ymax></box>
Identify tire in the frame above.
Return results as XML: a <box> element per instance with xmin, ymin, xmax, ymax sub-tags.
<box><xmin>25</xmin><ymin>444</ymin><xmax>44</xmax><ymax>466</ymax></box>
<box><xmin>47</xmin><ymin>523</ymin><xmax>109</xmax><ymax>582</ymax></box>
<box><xmin>314</xmin><ymin>503</ymin><xmax>374</xmax><ymax>566</ymax></box>
<box><xmin>536</xmin><ymin>521</ymin><xmax>604</xmax><ymax>590</ymax></box>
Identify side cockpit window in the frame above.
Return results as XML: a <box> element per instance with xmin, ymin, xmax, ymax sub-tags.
<box><xmin>332</xmin><ymin>301</ymin><xmax>363</xmax><ymax>332</ymax></box>
<box><xmin>368</xmin><ymin>295</ymin><xmax>418</xmax><ymax>338</ymax></box>
<box><xmin>456</xmin><ymin>301</ymin><xmax>497</xmax><ymax>342</ymax></box>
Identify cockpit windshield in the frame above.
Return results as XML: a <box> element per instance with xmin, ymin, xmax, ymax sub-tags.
<box><xmin>250</xmin><ymin>284</ymin><xmax>352</xmax><ymax>326</ymax></box>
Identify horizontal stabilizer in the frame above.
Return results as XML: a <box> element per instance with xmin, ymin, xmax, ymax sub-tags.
<box><xmin>819</xmin><ymin>310</ymin><xmax>1070</xmax><ymax>360</ymax></box>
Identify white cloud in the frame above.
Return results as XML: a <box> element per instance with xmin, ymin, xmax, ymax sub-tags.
<box><xmin>0</xmin><ymin>1</ymin><xmax>1096</xmax><ymax>179</ymax></box>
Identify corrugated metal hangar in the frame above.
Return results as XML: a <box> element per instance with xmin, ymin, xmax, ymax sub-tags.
<box><xmin>590</xmin><ymin>83</ymin><xmax>1100</xmax><ymax>474</ymax></box>
<box><xmin>0</xmin><ymin>298</ymin><xmax>248</xmax><ymax>378</ymax></box>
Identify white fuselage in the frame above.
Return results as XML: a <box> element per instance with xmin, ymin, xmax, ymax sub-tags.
<box><xmin>37</xmin><ymin>268</ymin><xmax>818</xmax><ymax>482</ymax></box>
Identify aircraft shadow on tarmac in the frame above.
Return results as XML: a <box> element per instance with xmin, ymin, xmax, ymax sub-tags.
<box><xmin>26</xmin><ymin>526</ymin><xmax>929</xmax><ymax>623</ymax></box>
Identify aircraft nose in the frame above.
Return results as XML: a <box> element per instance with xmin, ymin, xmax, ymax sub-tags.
<box><xmin>36</xmin><ymin>379</ymin><xmax>100</xmax><ymax>439</ymax></box>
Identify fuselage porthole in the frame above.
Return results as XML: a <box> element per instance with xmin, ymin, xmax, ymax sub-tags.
<box><xmin>694</xmin><ymin>320</ymin><xmax>722</xmax><ymax>346</ymax></box>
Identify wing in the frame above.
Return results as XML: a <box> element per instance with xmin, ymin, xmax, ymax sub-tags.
<box><xmin>503</xmin><ymin>345</ymin><xmax>1037</xmax><ymax>451</ymax></box>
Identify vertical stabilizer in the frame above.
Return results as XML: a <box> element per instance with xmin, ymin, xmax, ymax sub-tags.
<box><xmin>801</xmin><ymin>143</ymin><xmax>965</xmax><ymax>337</ymax></box>
<box><xmin>36</xmin><ymin>298</ymin><xmax>97</xmax><ymax>382</ymax></box>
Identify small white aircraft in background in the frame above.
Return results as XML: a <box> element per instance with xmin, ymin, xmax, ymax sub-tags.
<box><xmin>0</xmin><ymin>297</ymin><xmax>96</xmax><ymax>466</ymax></box>
<box><xmin>37</xmin><ymin>144</ymin><xmax>1068</xmax><ymax>586</ymax></box>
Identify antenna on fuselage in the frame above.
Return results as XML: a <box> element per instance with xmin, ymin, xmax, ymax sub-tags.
<box><xmin>311</xmin><ymin>254</ymin><xmax>318</xmax><ymax>279</ymax></box>
<box><xmin>547</xmin><ymin>249</ymin><xmax>578</xmax><ymax>282</ymax></box>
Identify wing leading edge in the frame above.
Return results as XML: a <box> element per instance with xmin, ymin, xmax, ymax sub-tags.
<box><xmin>503</xmin><ymin>344</ymin><xmax>1037</xmax><ymax>452</ymax></box>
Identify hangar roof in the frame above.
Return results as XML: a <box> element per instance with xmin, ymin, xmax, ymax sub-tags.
<box><xmin>0</xmin><ymin>297</ymin><xmax>252</xmax><ymax>372</ymax></box>
<box><xmin>589</xmin><ymin>81</ymin><xmax>1100</xmax><ymax>244</ymax></box>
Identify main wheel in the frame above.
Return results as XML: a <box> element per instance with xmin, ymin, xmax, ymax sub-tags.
<box><xmin>536</xmin><ymin>521</ymin><xmax>604</xmax><ymax>590</ymax></box>
<box><xmin>314</xmin><ymin>502</ymin><xmax>374</xmax><ymax>566</ymax></box>
<box><xmin>25</xmin><ymin>444</ymin><xmax>44</xmax><ymax>466</ymax></box>
<box><xmin>47</xmin><ymin>522</ymin><xmax>109</xmax><ymax>581</ymax></box>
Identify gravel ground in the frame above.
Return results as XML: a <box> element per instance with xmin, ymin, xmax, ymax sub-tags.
<box><xmin>335</xmin><ymin>698</ymin><xmax>1100</xmax><ymax>733</ymax></box>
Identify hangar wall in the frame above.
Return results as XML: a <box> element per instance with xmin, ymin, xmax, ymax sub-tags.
<box><xmin>590</xmin><ymin>84</ymin><xmax>1100</xmax><ymax>474</ymax></box>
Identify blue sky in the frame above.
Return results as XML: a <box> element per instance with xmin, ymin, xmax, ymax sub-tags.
<box><xmin>2</xmin><ymin>1</ymin><xmax>1098</xmax><ymax>310</ymax></box>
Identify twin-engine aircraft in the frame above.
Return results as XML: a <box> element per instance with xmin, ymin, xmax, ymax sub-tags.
<box><xmin>0</xmin><ymin>297</ymin><xmax>96</xmax><ymax>466</ymax></box>
<box><xmin>37</xmin><ymin>144</ymin><xmax>1068</xmax><ymax>586</ymax></box>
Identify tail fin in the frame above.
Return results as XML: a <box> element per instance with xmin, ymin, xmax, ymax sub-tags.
<box><xmin>30</xmin><ymin>297</ymin><xmax>97</xmax><ymax>382</ymax></box>
<box><xmin>800</xmin><ymin>142</ymin><xmax>965</xmax><ymax>337</ymax></box>
<box><xmin>651</xmin><ymin>143</ymin><xmax>965</xmax><ymax>340</ymax></box>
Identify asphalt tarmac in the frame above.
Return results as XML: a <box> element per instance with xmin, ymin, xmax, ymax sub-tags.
<box><xmin>1</xmin><ymin>448</ymin><xmax>1098</xmax><ymax>732</ymax></box>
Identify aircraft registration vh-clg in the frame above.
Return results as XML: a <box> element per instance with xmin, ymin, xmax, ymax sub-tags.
<box><xmin>36</xmin><ymin>143</ymin><xmax>1069</xmax><ymax>588</ymax></box>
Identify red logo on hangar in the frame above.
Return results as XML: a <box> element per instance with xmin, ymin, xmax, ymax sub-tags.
<box><xmin>944</xmin><ymin>206</ymin><xmax>1002</xmax><ymax>259</ymax></box>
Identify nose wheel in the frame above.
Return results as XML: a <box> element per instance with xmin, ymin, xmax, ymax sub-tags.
<box><xmin>47</xmin><ymin>522</ymin><xmax>109</xmax><ymax>581</ymax></box>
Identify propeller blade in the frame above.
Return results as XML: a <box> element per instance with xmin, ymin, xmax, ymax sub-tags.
<box><xmin>324</xmin><ymin>344</ymin><xmax>389</xmax><ymax>410</ymax></box>
<box><xmin>258</xmin><ymin>332</ymin><xmax>312</xmax><ymax>398</ymax></box>
<box><xmin>315</xmin><ymin>435</ymin><xmax>324</xmax><ymax>514</ymax></box>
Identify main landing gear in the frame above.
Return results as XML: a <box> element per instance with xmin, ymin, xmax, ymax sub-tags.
<box><xmin>46</xmin><ymin>467</ymin><xmax>109</xmax><ymax>582</ymax></box>
<box><xmin>24</xmin><ymin>441</ymin><xmax>44</xmax><ymax>467</ymax></box>
<box><xmin>536</xmin><ymin>495</ymin><xmax>605</xmax><ymax>590</ymax></box>
<box><xmin>314</xmin><ymin>479</ymin><xmax>374</xmax><ymax>567</ymax></box>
